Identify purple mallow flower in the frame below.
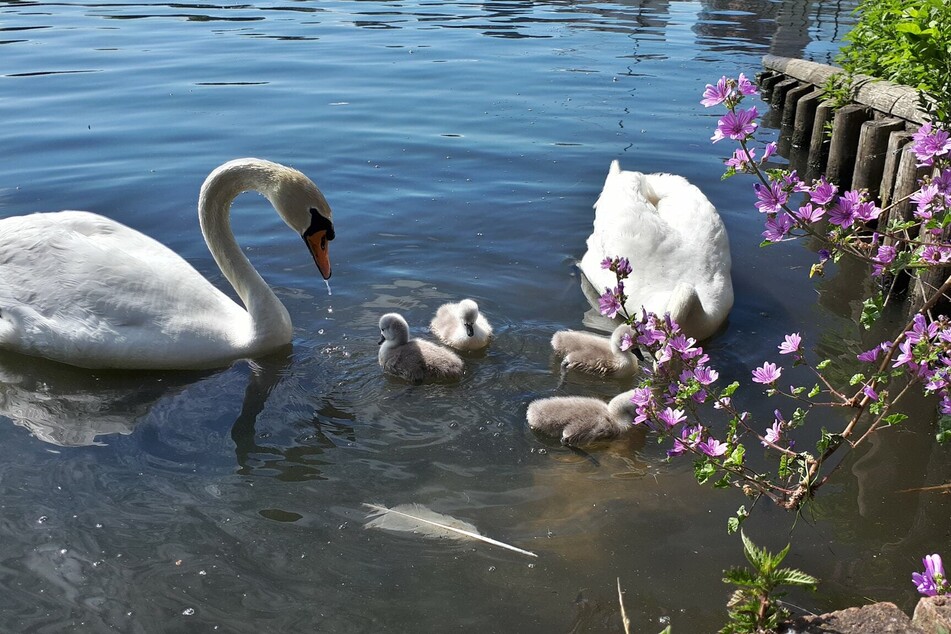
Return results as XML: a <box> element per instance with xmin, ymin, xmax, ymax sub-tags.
<box><xmin>794</xmin><ymin>203</ymin><xmax>824</xmax><ymax>224</ymax></box>
<box><xmin>911</xmin><ymin>122</ymin><xmax>951</xmax><ymax>168</ymax></box>
<box><xmin>698</xmin><ymin>437</ymin><xmax>728</xmax><ymax>457</ymax></box>
<box><xmin>912</xmin><ymin>553</ymin><xmax>948</xmax><ymax>597</ymax></box>
<box><xmin>657</xmin><ymin>407</ymin><xmax>686</xmax><ymax>429</ymax></box>
<box><xmin>762</xmin><ymin>418</ymin><xmax>783</xmax><ymax>447</ymax></box>
<box><xmin>752</xmin><ymin>361</ymin><xmax>782</xmax><ymax>385</ymax></box>
<box><xmin>872</xmin><ymin>244</ymin><xmax>897</xmax><ymax>276</ymax></box>
<box><xmin>762</xmin><ymin>213</ymin><xmax>794</xmax><ymax>242</ymax></box>
<box><xmin>712</xmin><ymin>107</ymin><xmax>758</xmax><ymax>142</ymax></box>
<box><xmin>809</xmin><ymin>178</ymin><xmax>837</xmax><ymax>205</ymax></box>
<box><xmin>754</xmin><ymin>181</ymin><xmax>788</xmax><ymax>214</ymax></box>
<box><xmin>725</xmin><ymin>147</ymin><xmax>755</xmax><ymax>170</ymax></box>
<box><xmin>619</xmin><ymin>332</ymin><xmax>634</xmax><ymax>352</ymax></box>
<box><xmin>778</xmin><ymin>333</ymin><xmax>801</xmax><ymax>356</ymax></box>
<box><xmin>701</xmin><ymin>76</ymin><xmax>731</xmax><ymax>107</ymax></box>
<box><xmin>598</xmin><ymin>287</ymin><xmax>623</xmax><ymax>318</ymax></box>
<box><xmin>736</xmin><ymin>73</ymin><xmax>757</xmax><ymax>96</ymax></box>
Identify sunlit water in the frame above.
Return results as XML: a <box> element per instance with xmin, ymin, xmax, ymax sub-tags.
<box><xmin>2</xmin><ymin>0</ymin><xmax>949</xmax><ymax>631</ymax></box>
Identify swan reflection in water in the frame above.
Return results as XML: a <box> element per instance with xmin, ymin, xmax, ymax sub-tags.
<box><xmin>0</xmin><ymin>349</ymin><xmax>211</xmax><ymax>447</ymax></box>
<box><xmin>0</xmin><ymin>348</ymin><xmax>355</xmax><ymax>480</ymax></box>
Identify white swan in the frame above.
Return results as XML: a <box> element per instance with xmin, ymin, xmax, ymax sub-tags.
<box><xmin>430</xmin><ymin>298</ymin><xmax>493</xmax><ymax>351</ymax></box>
<box><xmin>378</xmin><ymin>313</ymin><xmax>464</xmax><ymax>383</ymax></box>
<box><xmin>578</xmin><ymin>160</ymin><xmax>733</xmax><ymax>341</ymax></box>
<box><xmin>526</xmin><ymin>390</ymin><xmax>640</xmax><ymax>446</ymax></box>
<box><xmin>0</xmin><ymin>158</ymin><xmax>335</xmax><ymax>370</ymax></box>
<box><xmin>551</xmin><ymin>324</ymin><xmax>638</xmax><ymax>378</ymax></box>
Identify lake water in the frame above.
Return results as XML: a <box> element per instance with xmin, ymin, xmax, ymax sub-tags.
<box><xmin>2</xmin><ymin>0</ymin><xmax>949</xmax><ymax>631</ymax></box>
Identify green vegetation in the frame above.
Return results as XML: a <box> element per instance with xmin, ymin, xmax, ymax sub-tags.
<box><xmin>834</xmin><ymin>0</ymin><xmax>951</xmax><ymax>122</ymax></box>
<box><xmin>720</xmin><ymin>533</ymin><xmax>818</xmax><ymax>634</ymax></box>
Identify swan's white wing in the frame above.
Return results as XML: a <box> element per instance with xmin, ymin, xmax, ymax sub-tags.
<box><xmin>0</xmin><ymin>211</ymin><xmax>249</xmax><ymax>368</ymax></box>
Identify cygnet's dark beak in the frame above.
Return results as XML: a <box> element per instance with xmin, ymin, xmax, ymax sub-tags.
<box><xmin>378</xmin><ymin>332</ymin><xmax>385</xmax><ymax>345</ymax></box>
<box><xmin>303</xmin><ymin>209</ymin><xmax>335</xmax><ymax>280</ymax></box>
<box><xmin>465</xmin><ymin>323</ymin><xmax>475</xmax><ymax>337</ymax></box>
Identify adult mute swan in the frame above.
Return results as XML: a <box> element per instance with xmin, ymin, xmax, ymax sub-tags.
<box><xmin>578</xmin><ymin>160</ymin><xmax>733</xmax><ymax>341</ymax></box>
<box><xmin>430</xmin><ymin>298</ymin><xmax>493</xmax><ymax>351</ymax></box>
<box><xmin>378</xmin><ymin>313</ymin><xmax>464</xmax><ymax>383</ymax></box>
<box><xmin>0</xmin><ymin>158</ymin><xmax>335</xmax><ymax>370</ymax></box>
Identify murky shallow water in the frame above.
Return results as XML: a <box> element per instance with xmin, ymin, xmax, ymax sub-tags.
<box><xmin>2</xmin><ymin>0</ymin><xmax>949</xmax><ymax>631</ymax></box>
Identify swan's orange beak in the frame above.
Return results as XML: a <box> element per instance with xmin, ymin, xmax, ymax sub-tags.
<box><xmin>305</xmin><ymin>230</ymin><xmax>332</xmax><ymax>280</ymax></box>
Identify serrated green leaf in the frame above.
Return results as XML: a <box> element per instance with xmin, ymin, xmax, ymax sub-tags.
<box><xmin>883</xmin><ymin>413</ymin><xmax>908</xmax><ymax>426</ymax></box>
<box><xmin>774</xmin><ymin>568</ymin><xmax>819</xmax><ymax>587</ymax></box>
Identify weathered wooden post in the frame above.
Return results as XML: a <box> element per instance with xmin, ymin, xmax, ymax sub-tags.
<box><xmin>779</xmin><ymin>83</ymin><xmax>814</xmax><ymax>155</ymax></box>
<box><xmin>852</xmin><ymin>118</ymin><xmax>907</xmax><ymax>201</ymax></box>
<box><xmin>825</xmin><ymin>104</ymin><xmax>873</xmax><ymax>190</ymax></box>
<box><xmin>806</xmin><ymin>101</ymin><xmax>836</xmax><ymax>180</ymax></box>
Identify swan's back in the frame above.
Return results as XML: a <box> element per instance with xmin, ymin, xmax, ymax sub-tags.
<box><xmin>380</xmin><ymin>339</ymin><xmax>464</xmax><ymax>383</ymax></box>
<box><xmin>527</xmin><ymin>391</ymin><xmax>638</xmax><ymax>445</ymax></box>
<box><xmin>0</xmin><ymin>211</ymin><xmax>249</xmax><ymax>369</ymax></box>
<box><xmin>378</xmin><ymin>312</ymin><xmax>464</xmax><ymax>383</ymax></box>
<box><xmin>579</xmin><ymin>160</ymin><xmax>733</xmax><ymax>340</ymax></box>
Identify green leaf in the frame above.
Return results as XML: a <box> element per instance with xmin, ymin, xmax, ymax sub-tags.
<box><xmin>722</xmin><ymin>381</ymin><xmax>740</xmax><ymax>397</ymax></box>
<box><xmin>816</xmin><ymin>359</ymin><xmax>831</xmax><ymax>370</ymax></box>
<box><xmin>938</xmin><ymin>416</ymin><xmax>951</xmax><ymax>444</ymax></box>
<box><xmin>883</xmin><ymin>413</ymin><xmax>908</xmax><ymax>426</ymax></box>
<box><xmin>861</xmin><ymin>293</ymin><xmax>884</xmax><ymax>330</ymax></box>
<box><xmin>808</xmin><ymin>384</ymin><xmax>821</xmax><ymax>398</ymax></box>
<box><xmin>849</xmin><ymin>373</ymin><xmax>866</xmax><ymax>386</ymax></box>
<box><xmin>723</xmin><ymin>566</ymin><xmax>759</xmax><ymax>587</ymax></box>
<box><xmin>724</xmin><ymin>445</ymin><xmax>746</xmax><ymax>469</ymax></box>
<box><xmin>774</xmin><ymin>568</ymin><xmax>819</xmax><ymax>587</ymax></box>
<box><xmin>695</xmin><ymin>459</ymin><xmax>717</xmax><ymax>484</ymax></box>
<box><xmin>727</xmin><ymin>505</ymin><xmax>749</xmax><ymax>534</ymax></box>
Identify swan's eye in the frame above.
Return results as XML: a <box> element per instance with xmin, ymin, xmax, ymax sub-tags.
<box><xmin>306</xmin><ymin>208</ymin><xmax>335</xmax><ymax>241</ymax></box>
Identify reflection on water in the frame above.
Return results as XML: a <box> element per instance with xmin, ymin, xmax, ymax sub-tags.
<box><xmin>6</xmin><ymin>0</ymin><xmax>947</xmax><ymax>632</ymax></box>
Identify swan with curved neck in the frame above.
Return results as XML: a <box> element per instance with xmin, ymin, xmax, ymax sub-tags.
<box><xmin>0</xmin><ymin>158</ymin><xmax>334</xmax><ymax>370</ymax></box>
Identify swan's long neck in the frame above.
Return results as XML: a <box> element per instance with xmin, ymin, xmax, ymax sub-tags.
<box><xmin>198</xmin><ymin>162</ymin><xmax>292</xmax><ymax>351</ymax></box>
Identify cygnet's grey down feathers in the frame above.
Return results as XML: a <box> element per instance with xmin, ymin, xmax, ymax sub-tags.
<box><xmin>551</xmin><ymin>324</ymin><xmax>638</xmax><ymax>377</ymax></box>
<box><xmin>526</xmin><ymin>390</ymin><xmax>640</xmax><ymax>446</ymax></box>
<box><xmin>378</xmin><ymin>312</ymin><xmax>464</xmax><ymax>383</ymax></box>
<box><xmin>430</xmin><ymin>298</ymin><xmax>493</xmax><ymax>351</ymax></box>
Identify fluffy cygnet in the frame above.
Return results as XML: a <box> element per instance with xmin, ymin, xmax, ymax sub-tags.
<box><xmin>526</xmin><ymin>389</ymin><xmax>640</xmax><ymax>446</ymax></box>
<box><xmin>378</xmin><ymin>312</ymin><xmax>464</xmax><ymax>383</ymax></box>
<box><xmin>430</xmin><ymin>298</ymin><xmax>493</xmax><ymax>351</ymax></box>
<box><xmin>551</xmin><ymin>324</ymin><xmax>639</xmax><ymax>378</ymax></box>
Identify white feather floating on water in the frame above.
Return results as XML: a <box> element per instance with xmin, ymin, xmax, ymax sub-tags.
<box><xmin>362</xmin><ymin>503</ymin><xmax>537</xmax><ymax>558</ymax></box>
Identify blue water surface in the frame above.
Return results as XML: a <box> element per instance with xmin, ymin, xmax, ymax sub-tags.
<box><xmin>2</xmin><ymin>1</ymin><xmax>948</xmax><ymax>632</ymax></box>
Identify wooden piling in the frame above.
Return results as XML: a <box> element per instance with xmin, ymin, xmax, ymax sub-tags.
<box><xmin>825</xmin><ymin>104</ymin><xmax>873</xmax><ymax>191</ymax></box>
<box><xmin>880</xmin><ymin>131</ymin><xmax>914</xmax><ymax>210</ymax></box>
<box><xmin>791</xmin><ymin>89</ymin><xmax>825</xmax><ymax>149</ymax></box>
<box><xmin>779</xmin><ymin>83</ymin><xmax>814</xmax><ymax>155</ymax></box>
<box><xmin>851</xmin><ymin>118</ymin><xmax>907</xmax><ymax>201</ymax></box>
<box><xmin>806</xmin><ymin>100</ymin><xmax>835</xmax><ymax>180</ymax></box>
